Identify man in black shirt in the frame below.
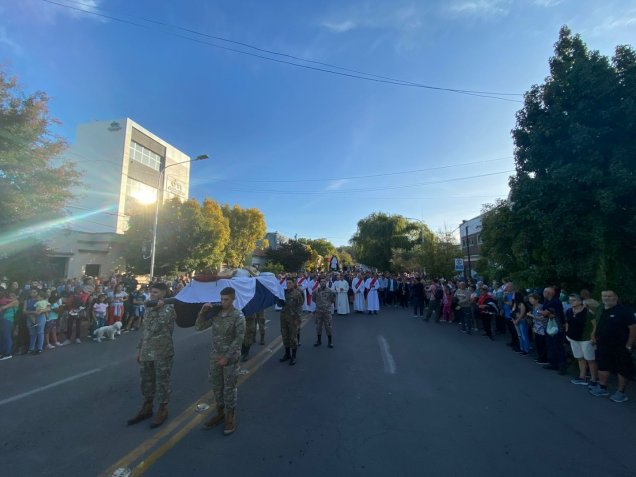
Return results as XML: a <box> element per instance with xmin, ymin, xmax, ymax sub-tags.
<box><xmin>589</xmin><ymin>290</ymin><xmax>636</xmax><ymax>403</ymax></box>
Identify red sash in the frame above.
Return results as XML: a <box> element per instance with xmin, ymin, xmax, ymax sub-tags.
<box><xmin>355</xmin><ymin>279</ymin><xmax>363</xmax><ymax>291</ymax></box>
<box><xmin>365</xmin><ymin>278</ymin><xmax>377</xmax><ymax>299</ymax></box>
<box><xmin>307</xmin><ymin>281</ymin><xmax>320</xmax><ymax>305</ymax></box>
<box><xmin>279</xmin><ymin>277</ymin><xmax>286</xmax><ymax>285</ymax></box>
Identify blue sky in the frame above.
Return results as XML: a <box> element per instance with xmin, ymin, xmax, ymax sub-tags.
<box><xmin>2</xmin><ymin>0</ymin><xmax>635</xmax><ymax>246</ymax></box>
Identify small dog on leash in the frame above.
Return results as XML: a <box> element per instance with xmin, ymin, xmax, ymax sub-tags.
<box><xmin>93</xmin><ymin>321</ymin><xmax>123</xmax><ymax>342</ymax></box>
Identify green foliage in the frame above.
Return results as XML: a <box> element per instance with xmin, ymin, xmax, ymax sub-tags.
<box><xmin>350</xmin><ymin>213</ymin><xmax>423</xmax><ymax>270</ymax></box>
<box><xmin>124</xmin><ymin>197</ymin><xmax>230</xmax><ymax>275</ymax></box>
<box><xmin>0</xmin><ymin>238</ymin><xmax>57</xmax><ymax>282</ymax></box>
<box><xmin>335</xmin><ymin>246</ymin><xmax>355</xmax><ymax>269</ymax></box>
<box><xmin>261</xmin><ymin>260</ymin><xmax>285</xmax><ymax>276</ymax></box>
<box><xmin>0</xmin><ymin>70</ymin><xmax>80</xmax><ymax>227</ymax></box>
<box><xmin>480</xmin><ymin>26</ymin><xmax>636</xmax><ymax>302</ymax></box>
<box><xmin>392</xmin><ymin>229</ymin><xmax>461</xmax><ymax>277</ymax></box>
<box><xmin>265</xmin><ymin>240</ymin><xmax>311</xmax><ymax>272</ymax></box>
<box><xmin>297</xmin><ymin>238</ymin><xmax>337</xmax><ymax>257</ymax></box>
<box><xmin>222</xmin><ymin>205</ymin><xmax>267</xmax><ymax>267</ymax></box>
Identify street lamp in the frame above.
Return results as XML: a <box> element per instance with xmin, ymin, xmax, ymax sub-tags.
<box><xmin>149</xmin><ymin>154</ymin><xmax>208</xmax><ymax>279</ymax></box>
<box><xmin>462</xmin><ymin>220</ymin><xmax>472</xmax><ymax>280</ymax></box>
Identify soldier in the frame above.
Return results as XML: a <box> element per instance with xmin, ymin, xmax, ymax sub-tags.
<box><xmin>241</xmin><ymin>312</ymin><xmax>257</xmax><ymax>361</ymax></box>
<box><xmin>195</xmin><ymin>287</ymin><xmax>245</xmax><ymax>435</ymax></box>
<box><xmin>313</xmin><ymin>277</ymin><xmax>336</xmax><ymax>348</ymax></box>
<box><xmin>280</xmin><ymin>277</ymin><xmax>304</xmax><ymax>366</ymax></box>
<box><xmin>255</xmin><ymin>310</ymin><xmax>266</xmax><ymax>345</ymax></box>
<box><xmin>127</xmin><ymin>282</ymin><xmax>175</xmax><ymax>429</ymax></box>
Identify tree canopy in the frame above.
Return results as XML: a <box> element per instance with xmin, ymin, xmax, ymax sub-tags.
<box><xmin>265</xmin><ymin>240</ymin><xmax>311</xmax><ymax>272</ymax></box>
<box><xmin>222</xmin><ymin>204</ymin><xmax>267</xmax><ymax>267</ymax></box>
<box><xmin>124</xmin><ymin>197</ymin><xmax>230</xmax><ymax>275</ymax></box>
<box><xmin>480</xmin><ymin>27</ymin><xmax>636</xmax><ymax>301</ymax></box>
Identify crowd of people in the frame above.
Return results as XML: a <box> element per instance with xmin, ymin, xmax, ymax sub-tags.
<box><xmin>1</xmin><ymin>270</ymin><xmax>634</xmax><ymax>411</ymax></box>
<box><xmin>0</xmin><ymin>274</ymin><xmax>189</xmax><ymax>359</ymax></box>
<box><xmin>278</xmin><ymin>270</ymin><xmax>636</xmax><ymax>404</ymax></box>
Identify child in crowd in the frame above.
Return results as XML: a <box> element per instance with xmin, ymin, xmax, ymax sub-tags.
<box><xmin>93</xmin><ymin>294</ymin><xmax>108</xmax><ymax>329</ymax></box>
<box><xmin>45</xmin><ymin>292</ymin><xmax>62</xmax><ymax>349</ymax></box>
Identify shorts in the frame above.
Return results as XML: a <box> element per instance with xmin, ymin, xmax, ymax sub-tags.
<box><xmin>45</xmin><ymin>320</ymin><xmax>58</xmax><ymax>332</ymax></box>
<box><xmin>566</xmin><ymin>337</ymin><xmax>596</xmax><ymax>361</ymax></box>
<box><xmin>596</xmin><ymin>344</ymin><xmax>634</xmax><ymax>378</ymax></box>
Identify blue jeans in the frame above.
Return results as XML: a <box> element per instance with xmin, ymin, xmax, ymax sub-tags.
<box><xmin>28</xmin><ymin>315</ymin><xmax>46</xmax><ymax>352</ymax></box>
<box><xmin>1</xmin><ymin>318</ymin><xmax>13</xmax><ymax>355</ymax></box>
<box><xmin>516</xmin><ymin>320</ymin><xmax>530</xmax><ymax>353</ymax></box>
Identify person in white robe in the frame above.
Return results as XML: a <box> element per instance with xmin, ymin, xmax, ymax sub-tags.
<box><xmin>351</xmin><ymin>273</ymin><xmax>366</xmax><ymax>313</ymax></box>
<box><xmin>333</xmin><ymin>273</ymin><xmax>350</xmax><ymax>315</ymax></box>
<box><xmin>307</xmin><ymin>274</ymin><xmax>319</xmax><ymax>313</ymax></box>
<box><xmin>298</xmin><ymin>274</ymin><xmax>309</xmax><ymax>312</ymax></box>
<box><xmin>365</xmin><ymin>273</ymin><xmax>381</xmax><ymax>314</ymax></box>
<box><xmin>275</xmin><ymin>274</ymin><xmax>286</xmax><ymax>311</ymax></box>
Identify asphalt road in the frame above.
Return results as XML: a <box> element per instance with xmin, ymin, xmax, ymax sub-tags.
<box><xmin>1</xmin><ymin>306</ymin><xmax>635</xmax><ymax>477</ymax></box>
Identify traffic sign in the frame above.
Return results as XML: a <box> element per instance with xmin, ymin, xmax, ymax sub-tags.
<box><xmin>454</xmin><ymin>258</ymin><xmax>464</xmax><ymax>271</ymax></box>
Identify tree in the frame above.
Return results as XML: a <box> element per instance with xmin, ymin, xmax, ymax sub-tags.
<box><xmin>480</xmin><ymin>27</ymin><xmax>636</xmax><ymax>301</ymax></box>
<box><xmin>222</xmin><ymin>205</ymin><xmax>267</xmax><ymax>267</ymax></box>
<box><xmin>350</xmin><ymin>213</ymin><xmax>422</xmax><ymax>270</ymax></box>
<box><xmin>0</xmin><ymin>70</ymin><xmax>80</xmax><ymax>227</ymax></box>
<box><xmin>0</xmin><ymin>238</ymin><xmax>57</xmax><ymax>283</ymax></box>
<box><xmin>336</xmin><ymin>246</ymin><xmax>355</xmax><ymax>269</ymax></box>
<box><xmin>265</xmin><ymin>240</ymin><xmax>311</xmax><ymax>272</ymax></box>
<box><xmin>297</xmin><ymin>238</ymin><xmax>337</xmax><ymax>257</ymax></box>
<box><xmin>124</xmin><ymin>197</ymin><xmax>230</xmax><ymax>275</ymax></box>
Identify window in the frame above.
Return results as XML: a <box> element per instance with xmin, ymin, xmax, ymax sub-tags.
<box><xmin>85</xmin><ymin>264</ymin><xmax>101</xmax><ymax>277</ymax></box>
<box><xmin>126</xmin><ymin>178</ymin><xmax>157</xmax><ymax>205</ymax></box>
<box><xmin>129</xmin><ymin>141</ymin><xmax>162</xmax><ymax>171</ymax></box>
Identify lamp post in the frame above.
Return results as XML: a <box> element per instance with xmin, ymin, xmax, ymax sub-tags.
<box><xmin>149</xmin><ymin>154</ymin><xmax>208</xmax><ymax>279</ymax></box>
<box><xmin>464</xmin><ymin>224</ymin><xmax>472</xmax><ymax>280</ymax></box>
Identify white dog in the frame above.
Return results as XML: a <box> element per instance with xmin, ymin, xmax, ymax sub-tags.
<box><xmin>93</xmin><ymin>321</ymin><xmax>123</xmax><ymax>342</ymax></box>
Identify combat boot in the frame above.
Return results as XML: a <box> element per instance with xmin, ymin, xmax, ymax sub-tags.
<box><xmin>149</xmin><ymin>403</ymin><xmax>168</xmax><ymax>428</ymax></box>
<box><xmin>127</xmin><ymin>399</ymin><xmax>153</xmax><ymax>425</ymax></box>
<box><xmin>223</xmin><ymin>408</ymin><xmax>236</xmax><ymax>435</ymax></box>
<box><xmin>289</xmin><ymin>348</ymin><xmax>297</xmax><ymax>366</ymax></box>
<box><xmin>241</xmin><ymin>345</ymin><xmax>250</xmax><ymax>362</ymax></box>
<box><xmin>204</xmin><ymin>405</ymin><xmax>225</xmax><ymax>429</ymax></box>
<box><xmin>328</xmin><ymin>335</ymin><xmax>334</xmax><ymax>349</ymax></box>
<box><xmin>314</xmin><ymin>335</ymin><xmax>322</xmax><ymax>347</ymax></box>
<box><xmin>259</xmin><ymin>334</ymin><xmax>265</xmax><ymax>345</ymax></box>
<box><xmin>279</xmin><ymin>347</ymin><xmax>291</xmax><ymax>362</ymax></box>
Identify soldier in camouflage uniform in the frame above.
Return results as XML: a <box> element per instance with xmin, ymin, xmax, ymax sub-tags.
<box><xmin>255</xmin><ymin>310</ymin><xmax>266</xmax><ymax>345</ymax></box>
<box><xmin>312</xmin><ymin>277</ymin><xmax>336</xmax><ymax>348</ymax></box>
<box><xmin>195</xmin><ymin>287</ymin><xmax>245</xmax><ymax>435</ymax></box>
<box><xmin>241</xmin><ymin>312</ymin><xmax>257</xmax><ymax>361</ymax></box>
<box><xmin>280</xmin><ymin>277</ymin><xmax>304</xmax><ymax>366</ymax></box>
<box><xmin>127</xmin><ymin>282</ymin><xmax>175</xmax><ymax>429</ymax></box>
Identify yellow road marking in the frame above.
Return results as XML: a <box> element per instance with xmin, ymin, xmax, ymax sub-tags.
<box><xmin>99</xmin><ymin>315</ymin><xmax>311</xmax><ymax>477</ymax></box>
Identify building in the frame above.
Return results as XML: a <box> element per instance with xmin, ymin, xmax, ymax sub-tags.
<box><xmin>250</xmin><ymin>231</ymin><xmax>290</xmax><ymax>269</ymax></box>
<box><xmin>66</xmin><ymin>118</ymin><xmax>192</xmax><ymax>234</ymax></box>
<box><xmin>459</xmin><ymin>215</ymin><xmax>483</xmax><ymax>277</ymax></box>
<box><xmin>45</xmin><ymin>118</ymin><xmax>191</xmax><ymax>278</ymax></box>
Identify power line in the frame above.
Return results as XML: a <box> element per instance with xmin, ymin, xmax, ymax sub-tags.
<box><xmin>215</xmin><ymin>156</ymin><xmax>513</xmax><ymax>183</ymax></box>
<box><xmin>42</xmin><ymin>0</ymin><xmax>523</xmax><ymax>103</ymax></box>
<box><xmin>211</xmin><ymin>170</ymin><xmax>514</xmax><ymax>195</ymax></box>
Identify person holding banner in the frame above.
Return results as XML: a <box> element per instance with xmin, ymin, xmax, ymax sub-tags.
<box><xmin>274</xmin><ymin>274</ymin><xmax>286</xmax><ymax>311</ymax></box>
<box><xmin>365</xmin><ymin>273</ymin><xmax>381</xmax><ymax>315</ymax></box>
<box><xmin>351</xmin><ymin>273</ymin><xmax>366</xmax><ymax>313</ymax></box>
<box><xmin>195</xmin><ymin>287</ymin><xmax>246</xmax><ymax>435</ymax></box>
<box><xmin>297</xmin><ymin>273</ymin><xmax>310</xmax><ymax>313</ymax></box>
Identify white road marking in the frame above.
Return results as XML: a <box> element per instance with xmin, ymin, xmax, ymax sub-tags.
<box><xmin>377</xmin><ymin>335</ymin><xmax>397</xmax><ymax>374</ymax></box>
<box><xmin>0</xmin><ymin>368</ymin><xmax>102</xmax><ymax>406</ymax></box>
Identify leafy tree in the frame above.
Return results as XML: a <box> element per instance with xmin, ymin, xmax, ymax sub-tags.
<box><xmin>266</xmin><ymin>240</ymin><xmax>311</xmax><ymax>272</ymax></box>
<box><xmin>222</xmin><ymin>205</ymin><xmax>267</xmax><ymax>267</ymax></box>
<box><xmin>124</xmin><ymin>197</ymin><xmax>230</xmax><ymax>275</ymax></box>
<box><xmin>480</xmin><ymin>27</ymin><xmax>636</xmax><ymax>301</ymax></box>
<box><xmin>297</xmin><ymin>238</ymin><xmax>337</xmax><ymax>257</ymax></box>
<box><xmin>0</xmin><ymin>238</ymin><xmax>57</xmax><ymax>282</ymax></box>
<box><xmin>0</xmin><ymin>70</ymin><xmax>80</xmax><ymax>227</ymax></box>
<box><xmin>350</xmin><ymin>213</ymin><xmax>422</xmax><ymax>270</ymax></box>
<box><xmin>336</xmin><ymin>246</ymin><xmax>355</xmax><ymax>269</ymax></box>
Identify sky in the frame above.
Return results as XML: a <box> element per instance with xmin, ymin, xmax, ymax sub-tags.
<box><xmin>2</xmin><ymin>0</ymin><xmax>636</xmax><ymax>246</ymax></box>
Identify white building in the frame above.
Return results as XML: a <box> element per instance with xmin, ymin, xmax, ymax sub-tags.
<box><xmin>66</xmin><ymin>118</ymin><xmax>191</xmax><ymax>234</ymax></box>
<box><xmin>44</xmin><ymin>118</ymin><xmax>192</xmax><ymax>278</ymax></box>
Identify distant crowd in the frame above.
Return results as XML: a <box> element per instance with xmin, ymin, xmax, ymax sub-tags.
<box><xmin>0</xmin><ymin>274</ymin><xmax>189</xmax><ymax>359</ymax></box>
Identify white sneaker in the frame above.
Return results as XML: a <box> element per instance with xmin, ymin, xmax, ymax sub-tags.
<box><xmin>75</xmin><ymin>338</ymin><xmax>82</xmax><ymax>344</ymax></box>
<box><xmin>55</xmin><ymin>342</ymin><xmax>63</xmax><ymax>346</ymax></box>
<box><xmin>0</xmin><ymin>355</ymin><xmax>12</xmax><ymax>360</ymax></box>
<box><xmin>45</xmin><ymin>344</ymin><xmax>55</xmax><ymax>350</ymax></box>
<box><xmin>60</xmin><ymin>339</ymin><xmax>71</xmax><ymax>346</ymax></box>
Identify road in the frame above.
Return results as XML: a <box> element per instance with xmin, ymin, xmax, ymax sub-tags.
<box><xmin>1</xmin><ymin>306</ymin><xmax>635</xmax><ymax>477</ymax></box>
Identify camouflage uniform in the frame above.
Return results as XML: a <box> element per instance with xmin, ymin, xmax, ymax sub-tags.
<box><xmin>280</xmin><ymin>287</ymin><xmax>303</xmax><ymax>349</ymax></box>
<box><xmin>195</xmin><ymin>307</ymin><xmax>246</xmax><ymax>410</ymax></box>
<box><xmin>313</xmin><ymin>286</ymin><xmax>336</xmax><ymax>336</ymax></box>
<box><xmin>136</xmin><ymin>304</ymin><xmax>176</xmax><ymax>404</ymax></box>
<box><xmin>255</xmin><ymin>311</ymin><xmax>266</xmax><ymax>342</ymax></box>
<box><xmin>243</xmin><ymin>313</ymin><xmax>257</xmax><ymax>346</ymax></box>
